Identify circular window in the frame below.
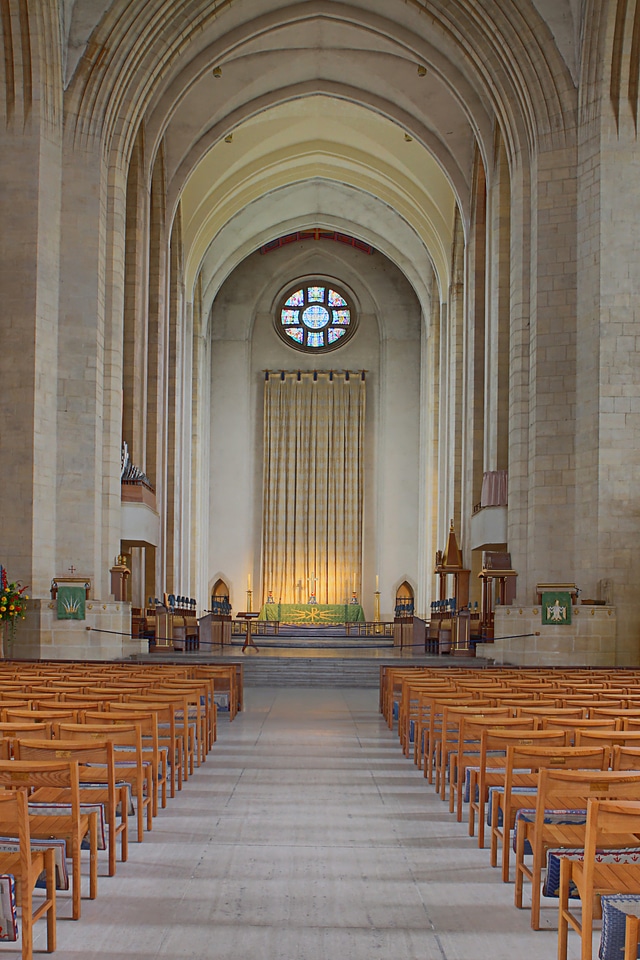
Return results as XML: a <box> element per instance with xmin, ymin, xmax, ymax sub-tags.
<box><xmin>275</xmin><ymin>281</ymin><xmax>357</xmax><ymax>352</ymax></box>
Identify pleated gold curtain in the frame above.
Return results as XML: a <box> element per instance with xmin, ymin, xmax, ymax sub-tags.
<box><xmin>262</xmin><ymin>371</ymin><xmax>366</xmax><ymax>605</ymax></box>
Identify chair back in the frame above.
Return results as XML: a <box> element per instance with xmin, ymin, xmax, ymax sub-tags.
<box><xmin>4</xmin><ymin>707</ymin><xmax>78</xmax><ymax>723</ymax></box>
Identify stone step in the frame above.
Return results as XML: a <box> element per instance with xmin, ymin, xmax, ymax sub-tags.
<box><xmin>240</xmin><ymin>657</ymin><xmax>383</xmax><ymax>687</ymax></box>
<box><xmin>134</xmin><ymin>652</ymin><xmax>481</xmax><ymax>686</ymax></box>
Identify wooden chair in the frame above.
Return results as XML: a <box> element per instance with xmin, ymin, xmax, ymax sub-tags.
<box><xmin>432</xmin><ymin>705</ymin><xmax>513</xmax><ymax>802</ymax></box>
<box><xmin>559</xmin><ymin>799</ymin><xmax>640</xmax><ymax>960</ymax></box>
<box><xmin>612</xmin><ymin>744</ymin><xmax>640</xmax><ymax>772</ymax></box>
<box><xmin>399</xmin><ymin>679</ymin><xmax>456</xmax><ymax>758</ymax></box>
<box><xmin>0</xmin><ymin>722</ymin><xmax>53</xmax><ymax>755</ymax></box>
<box><xmin>61</xmin><ymin>693</ymin><xmax>121</xmax><ymax>709</ymax></box>
<box><xmin>44</xmin><ymin>699</ymin><xmax>107</xmax><ymax>715</ymax></box>
<box><xmin>0</xmin><ymin>758</ymin><xmax>98</xmax><ymax>921</ymax></box>
<box><xmin>128</xmin><ymin>693</ymin><xmax>192</xmax><ymax>782</ymax></box>
<box><xmin>155</xmin><ymin>680</ymin><xmax>214</xmax><ymax>761</ymax></box>
<box><xmin>14</xmin><ymin>738</ymin><xmax>128</xmax><ymax>877</ymax></box>
<box><xmin>0</xmin><ymin>700</ymin><xmax>32</xmax><ymax>715</ymax></box>
<box><xmin>3</xmin><ymin>708</ymin><xmax>78</xmax><ymax>724</ymax></box>
<box><xmin>491</xmin><ymin>744</ymin><xmax>608</xmax><ymax>882</ymax></box>
<box><xmin>494</xmin><ymin>697</ymin><xmax>560</xmax><ymax>710</ymax></box>
<box><xmin>448</xmin><ymin>715</ymin><xmax>538</xmax><ymax>821</ymax></box>
<box><xmin>557</xmin><ymin>697</ymin><xmax>606</xmax><ymax>712</ymax></box>
<box><xmin>514</xmin><ymin>767</ymin><xmax>640</xmax><ymax>929</ymax></box>
<box><xmin>515</xmin><ymin>706</ymin><xmax>587</xmax><ymax>721</ymax></box>
<box><xmin>408</xmin><ymin>686</ymin><xmax>458</xmax><ymax>769</ymax></box>
<box><xmin>0</xmin><ymin>788</ymin><xmax>56</xmax><ymax>960</ymax></box>
<box><xmin>468</xmin><ymin>728</ymin><xmax>567</xmax><ymax>847</ymax></box>
<box><xmin>575</xmin><ymin>729</ymin><xmax>640</xmax><ymax>764</ymax></box>
<box><xmin>31</xmin><ymin>699</ymin><xmax>99</xmax><ymax>713</ymax></box>
<box><xmin>87</xmin><ymin>707</ymin><xmax>168</xmax><ymax>814</ymax></box>
<box><xmin>423</xmin><ymin>696</ymin><xmax>491</xmax><ymax>783</ymax></box>
<box><xmin>54</xmin><ymin>722</ymin><xmax>152</xmax><ymax>843</ymax></box>
<box><xmin>193</xmin><ymin>665</ymin><xmax>240</xmax><ymax>720</ymax></box>
<box><xmin>590</xmin><ymin>707</ymin><xmax>640</xmax><ymax>723</ymax></box>
<box><xmin>126</xmin><ymin>697</ymin><xmax>184</xmax><ymax>797</ymax></box>
<box><xmin>542</xmin><ymin>717</ymin><xmax>619</xmax><ymax>743</ymax></box>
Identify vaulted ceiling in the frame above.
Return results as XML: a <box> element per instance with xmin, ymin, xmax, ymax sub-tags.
<box><xmin>61</xmin><ymin>0</ymin><xmax>579</xmax><ymax>305</ymax></box>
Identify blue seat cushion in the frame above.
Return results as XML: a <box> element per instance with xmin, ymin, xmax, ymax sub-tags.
<box><xmin>600</xmin><ymin>893</ymin><xmax>640</xmax><ymax>960</ymax></box>
<box><xmin>513</xmin><ymin>808</ymin><xmax>587</xmax><ymax>854</ymax></box>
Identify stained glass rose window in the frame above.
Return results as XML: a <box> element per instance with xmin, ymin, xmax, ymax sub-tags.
<box><xmin>276</xmin><ymin>281</ymin><xmax>356</xmax><ymax>352</ymax></box>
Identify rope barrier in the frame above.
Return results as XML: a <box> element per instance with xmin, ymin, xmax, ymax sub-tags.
<box><xmin>86</xmin><ymin>625</ymin><xmax>540</xmax><ymax>652</ymax></box>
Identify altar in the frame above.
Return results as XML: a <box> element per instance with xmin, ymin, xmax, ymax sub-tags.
<box><xmin>258</xmin><ymin>603</ymin><xmax>365</xmax><ymax>624</ymax></box>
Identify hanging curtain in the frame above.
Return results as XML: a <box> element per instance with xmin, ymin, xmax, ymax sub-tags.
<box><xmin>480</xmin><ymin>470</ymin><xmax>508</xmax><ymax>507</ymax></box>
<box><xmin>262</xmin><ymin>371</ymin><xmax>366</xmax><ymax>605</ymax></box>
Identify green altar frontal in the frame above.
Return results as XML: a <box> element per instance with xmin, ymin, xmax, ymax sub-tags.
<box><xmin>258</xmin><ymin>603</ymin><xmax>365</xmax><ymax>624</ymax></box>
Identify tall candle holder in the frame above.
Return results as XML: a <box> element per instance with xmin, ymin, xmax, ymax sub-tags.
<box><xmin>246</xmin><ymin>589</ymin><xmax>253</xmax><ymax>612</ymax></box>
<box><xmin>374</xmin><ymin>590</ymin><xmax>381</xmax><ymax>623</ymax></box>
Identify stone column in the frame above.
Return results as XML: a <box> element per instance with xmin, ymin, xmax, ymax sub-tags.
<box><xmin>122</xmin><ymin>128</ymin><xmax>150</xmax><ymax>466</ymax></box>
<box><xmin>485</xmin><ymin>131</ymin><xmax>511</xmax><ymax>473</ymax></box>
<box><xmin>462</xmin><ymin>151</ymin><xmax>488</xmax><ymax>603</ymax></box>
<box><xmin>419</xmin><ymin>269</ymin><xmax>439</xmax><ymax>610</ymax></box>
<box><xmin>0</xmin><ymin>1</ymin><xmax>62</xmax><ymax>597</ymax></box>
<box><xmin>577</xmin><ymin>106</ymin><xmax>640</xmax><ymax>660</ymax></box>
<box><xmin>146</xmin><ymin>145</ymin><xmax>169</xmax><ymax>598</ymax></box>
<box><xmin>507</xmin><ymin>140</ymin><xmax>578</xmax><ymax>602</ymax></box>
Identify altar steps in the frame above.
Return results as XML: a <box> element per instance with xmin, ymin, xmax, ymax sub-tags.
<box><xmin>241</xmin><ymin>657</ymin><xmax>383</xmax><ymax>687</ymax></box>
<box><xmin>239</xmin><ymin>655</ymin><xmax>479</xmax><ymax>686</ymax></box>
<box><xmin>134</xmin><ymin>651</ymin><xmax>481</xmax><ymax>686</ymax></box>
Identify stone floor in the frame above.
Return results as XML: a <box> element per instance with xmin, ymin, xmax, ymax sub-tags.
<box><xmin>22</xmin><ymin>687</ymin><xmax>593</xmax><ymax>960</ymax></box>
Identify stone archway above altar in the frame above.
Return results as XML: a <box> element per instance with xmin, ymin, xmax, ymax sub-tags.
<box><xmin>258</xmin><ymin>603</ymin><xmax>365</xmax><ymax>624</ymax></box>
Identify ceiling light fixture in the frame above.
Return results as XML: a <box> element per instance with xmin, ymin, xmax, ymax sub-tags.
<box><xmin>417</xmin><ymin>65</ymin><xmax>427</xmax><ymax>76</ymax></box>
<box><xmin>212</xmin><ymin>66</ymin><xmax>222</xmax><ymax>78</ymax></box>
<box><xmin>224</xmin><ymin>133</ymin><xmax>233</xmax><ymax>143</ymax></box>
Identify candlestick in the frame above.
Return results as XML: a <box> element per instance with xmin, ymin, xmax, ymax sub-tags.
<box><xmin>374</xmin><ymin>590</ymin><xmax>381</xmax><ymax>624</ymax></box>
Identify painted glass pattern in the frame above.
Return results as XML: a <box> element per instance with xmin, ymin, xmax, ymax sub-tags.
<box><xmin>285</xmin><ymin>327</ymin><xmax>304</xmax><ymax>343</ymax></box>
<box><xmin>285</xmin><ymin>290</ymin><xmax>305</xmax><ymax>306</ymax></box>
<box><xmin>302</xmin><ymin>305</ymin><xmax>330</xmax><ymax>329</ymax></box>
<box><xmin>328</xmin><ymin>290</ymin><xmax>347</xmax><ymax>307</ymax></box>
<box><xmin>277</xmin><ymin>282</ymin><xmax>354</xmax><ymax>351</ymax></box>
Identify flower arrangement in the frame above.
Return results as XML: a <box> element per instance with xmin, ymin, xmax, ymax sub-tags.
<box><xmin>0</xmin><ymin>566</ymin><xmax>28</xmax><ymax>641</ymax></box>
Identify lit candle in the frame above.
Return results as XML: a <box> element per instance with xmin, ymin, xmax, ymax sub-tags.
<box><xmin>247</xmin><ymin>574</ymin><xmax>251</xmax><ymax>592</ymax></box>
<box><xmin>376</xmin><ymin>574</ymin><xmax>379</xmax><ymax>591</ymax></box>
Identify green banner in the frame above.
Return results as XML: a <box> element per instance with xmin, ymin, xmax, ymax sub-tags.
<box><xmin>541</xmin><ymin>591</ymin><xmax>572</xmax><ymax>625</ymax></box>
<box><xmin>57</xmin><ymin>586</ymin><xmax>86</xmax><ymax>620</ymax></box>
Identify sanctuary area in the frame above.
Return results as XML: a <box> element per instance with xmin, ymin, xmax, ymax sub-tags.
<box><xmin>0</xmin><ymin>0</ymin><xmax>636</xmax><ymax>668</ymax></box>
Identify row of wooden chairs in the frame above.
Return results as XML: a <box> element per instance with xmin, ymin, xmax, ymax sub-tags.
<box><xmin>0</xmin><ymin>660</ymin><xmax>240</xmax><ymax>959</ymax></box>
<box><xmin>0</xmin><ymin>662</ymin><xmax>242</xmax><ymax>720</ymax></box>
<box><xmin>382</xmin><ymin>666</ymin><xmax>640</xmax><ymax>960</ymax></box>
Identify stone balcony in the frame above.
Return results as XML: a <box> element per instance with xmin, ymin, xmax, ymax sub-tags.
<box><xmin>121</xmin><ymin>481</ymin><xmax>159</xmax><ymax>547</ymax></box>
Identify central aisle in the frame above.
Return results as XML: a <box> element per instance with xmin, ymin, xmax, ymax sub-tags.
<box><xmin>37</xmin><ymin>687</ymin><xmax>587</xmax><ymax>960</ymax></box>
